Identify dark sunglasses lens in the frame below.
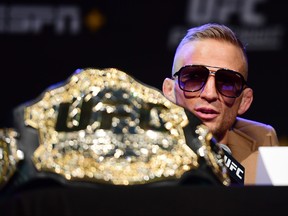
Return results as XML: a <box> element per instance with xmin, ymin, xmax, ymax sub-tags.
<box><xmin>179</xmin><ymin>66</ymin><xmax>209</xmax><ymax>92</ymax></box>
<box><xmin>216</xmin><ymin>70</ymin><xmax>244</xmax><ymax>97</ymax></box>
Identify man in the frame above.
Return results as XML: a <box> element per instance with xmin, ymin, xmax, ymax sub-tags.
<box><xmin>162</xmin><ymin>23</ymin><xmax>279</xmax><ymax>184</ymax></box>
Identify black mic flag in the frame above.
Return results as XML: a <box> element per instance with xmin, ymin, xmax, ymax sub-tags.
<box><xmin>222</xmin><ymin>148</ymin><xmax>245</xmax><ymax>185</ymax></box>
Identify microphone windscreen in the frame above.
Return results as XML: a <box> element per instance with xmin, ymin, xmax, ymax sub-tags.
<box><xmin>218</xmin><ymin>144</ymin><xmax>232</xmax><ymax>155</ymax></box>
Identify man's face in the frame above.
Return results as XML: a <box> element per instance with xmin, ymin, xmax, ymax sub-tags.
<box><xmin>171</xmin><ymin>39</ymin><xmax>249</xmax><ymax>142</ymax></box>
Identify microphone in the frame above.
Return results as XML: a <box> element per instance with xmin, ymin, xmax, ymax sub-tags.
<box><xmin>218</xmin><ymin>144</ymin><xmax>232</xmax><ymax>155</ymax></box>
<box><xmin>219</xmin><ymin>144</ymin><xmax>245</xmax><ymax>185</ymax></box>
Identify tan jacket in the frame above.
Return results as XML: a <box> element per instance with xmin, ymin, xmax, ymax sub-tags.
<box><xmin>226</xmin><ymin>117</ymin><xmax>279</xmax><ymax>185</ymax></box>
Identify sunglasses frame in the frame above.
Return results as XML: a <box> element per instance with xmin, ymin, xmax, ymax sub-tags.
<box><xmin>173</xmin><ymin>64</ymin><xmax>248</xmax><ymax>98</ymax></box>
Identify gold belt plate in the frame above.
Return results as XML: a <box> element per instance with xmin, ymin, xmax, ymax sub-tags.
<box><xmin>24</xmin><ymin>68</ymin><xmax>200</xmax><ymax>185</ymax></box>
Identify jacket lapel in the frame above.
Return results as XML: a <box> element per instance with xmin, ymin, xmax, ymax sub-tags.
<box><xmin>227</xmin><ymin>128</ymin><xmax>257</xmax><ymax>163</ymax></box>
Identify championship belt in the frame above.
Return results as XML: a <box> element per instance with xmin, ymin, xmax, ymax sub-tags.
<box><xmin>0</xmin><ymin>68</ymin><xmax>230</xmax><ymax>192</ymax></box>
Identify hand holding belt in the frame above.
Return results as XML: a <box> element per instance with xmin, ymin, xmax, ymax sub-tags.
<box><xmin>0</xmin><ymin>68</ymin><xmax>230</xmax><ymax>193</ymax></box>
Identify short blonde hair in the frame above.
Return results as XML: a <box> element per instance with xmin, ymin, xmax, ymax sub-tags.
<box><xmin>174</xmin><ymin>23</ymin><xmax>248</xmax><ymax>77</ymax></box>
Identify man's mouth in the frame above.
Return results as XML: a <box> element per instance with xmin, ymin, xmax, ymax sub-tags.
<box><xmin>195</xmin><ymin>108</ymin><xmax>219</xmax><ymax>121</ymax></box>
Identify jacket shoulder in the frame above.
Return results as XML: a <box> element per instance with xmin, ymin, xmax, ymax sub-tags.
<box><xmin>234</xmin><ymin>117</ymin><xmax>274</xmax><ymax>131</ymax></box>
<box><xmin>233</xmin><ymin>117</ymin><xmax>279</xmax><ymax>146</ymax></box>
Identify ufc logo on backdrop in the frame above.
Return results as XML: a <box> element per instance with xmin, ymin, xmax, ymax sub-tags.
<box><xmin>186</xmin><ymin>0</ymin><xmax>266</xmax><ymax>26</ymax></box>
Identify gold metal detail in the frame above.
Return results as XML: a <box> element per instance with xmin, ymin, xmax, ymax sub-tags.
<box><xmin>195</xmin><ymin>125</ymin><xmax>230</xmax><ymax>186</ymax></box>
<box><xmin>0</xmin><ymin>128</ymin><xmax>24</xmax><ymax>189</ymax></box>
<box><xmin>24</xmin><ymin>68</ymin><xmax>200</xmax><ymax>185</ymax></box>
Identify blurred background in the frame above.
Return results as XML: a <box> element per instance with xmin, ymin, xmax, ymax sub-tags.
<box><xmin>0</xmin><ymin>0</ymin><xmax>287</xmax><ymax>145</ymax></box>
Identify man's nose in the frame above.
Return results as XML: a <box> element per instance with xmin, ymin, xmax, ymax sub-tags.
<box><xmin>199</xmin><ymin>76</ymin><xmax>218</xmax><ymax>100</ymax></box>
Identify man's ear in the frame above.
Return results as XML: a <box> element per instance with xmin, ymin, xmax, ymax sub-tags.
<box><xmin>238</xmin><ymin>88</ymin><xmax>253</xmax><ymax>115</ymax></box>
<box><xmin>162</xmin><ymin>78</ymin><xmax>176</xmax><ymax>103</ymax></box>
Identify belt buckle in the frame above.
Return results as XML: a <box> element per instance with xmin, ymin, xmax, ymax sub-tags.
<box><xmin>24</xmin><ymin>68</ymin><xmax>201</xmax><ymax>185</ymax></box>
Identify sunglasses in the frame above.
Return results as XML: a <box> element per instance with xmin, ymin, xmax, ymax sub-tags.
<box><xmin>173</xmin><ymin>65</ymin><xmax>248</xmax><ymax>98</ymax></box>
